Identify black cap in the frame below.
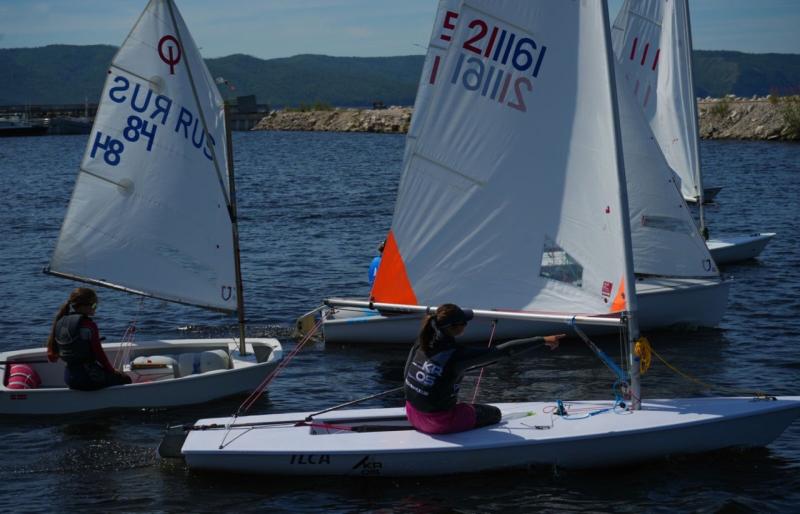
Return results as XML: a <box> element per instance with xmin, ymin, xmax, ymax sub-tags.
<box><xmin>437</xmin><ymin>306</ymin><xmax>474</xmax><ymax>328</ymax></box>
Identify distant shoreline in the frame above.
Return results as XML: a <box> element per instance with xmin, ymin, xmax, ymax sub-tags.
<box><xmin>251</xmin><ymin>96</ymin><xmax>799</xmax><ymax>141</ymax></box>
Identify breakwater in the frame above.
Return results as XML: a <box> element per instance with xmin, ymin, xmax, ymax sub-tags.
<box><xmin>252</xmin><ymin>97</ymin><xmax>799</xmax><ymax>141</ymax></box>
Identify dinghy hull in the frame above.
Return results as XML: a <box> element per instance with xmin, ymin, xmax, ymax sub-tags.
<box><xmin>0</xmin><ymin>338</ymin><xmax>282</xmax><ymax>415</ymax></box>
<box><xmin>180</xmin><ymin>397</ymin><xmax>800</xmax><ymax>476</ymax></box>
<box><xmin>322</xmin><ymin>277</ymin><xmax>731</xmax><ymax>345</ymax></box>
<box><xmin>707</xmin><ymin>233</ymin><xmax>776</xmax><ymax>265</ymax></box>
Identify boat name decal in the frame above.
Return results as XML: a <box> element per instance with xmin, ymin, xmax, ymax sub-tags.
<box><xmin>432</xmin><ymin>9</ymin><xmax>548</xmax><ymax>114</ymax></box>
<box><xmin>90</xmin><ymin>74</ymin><xmax>218</xmax><ymax>168</ymax></box>
<box><xmin>289</xmin><ymin>454</ymin><xmax>331</xmax><ymax>465</ymax></box>
<box><xmin>351</xmin><ymin>455</ymin><xmax>383</xmax><ymax>476</ymax></box>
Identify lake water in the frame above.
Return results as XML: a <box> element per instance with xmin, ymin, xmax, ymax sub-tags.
<box><xmin>1</xmin><ymin>132</ymin><xmax>798</xmax><ymax>512</ymax></box>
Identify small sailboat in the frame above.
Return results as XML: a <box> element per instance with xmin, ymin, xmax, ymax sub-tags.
<box><xmin>174</xmin><ymin>1</ymin><xmax>799</xmax><ymax>475</ymax></box>
<box><xmin>0</xmin><ymin>0</ymin><xmax>282</xmax><ymax>415</ymax></box>
<box><xmin>321</xmin><ymin>0</ymin><xmax>729</xmax><ymax>346</ymax></box>
<box><xmin>610</xmin><ymin>0</ymin><xmax>775</xmax><ymax>264</ymax></box>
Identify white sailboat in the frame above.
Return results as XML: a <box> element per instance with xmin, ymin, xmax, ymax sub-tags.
<box><xmin>0</xmin><ymin>0</ymin><xmax>282</xmax><ymax>415</ymax></box>
<box><xmin>321</xmin><ymin>0</ymin><xmax>729</xmax><ymax>346</ymax></box>
<box><xmin>175</xmin><ymin>1</ymin><xmax>798</xmax><ymax>475</ymax></box>
<box><xmin>611</xmin><ymin>0</ymin><xmax>775</xmax><ymax>265</ymax></box>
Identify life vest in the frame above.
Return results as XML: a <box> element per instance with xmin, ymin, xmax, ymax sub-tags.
<box><xmin>404</xmin><ymin>341</ymin><xmax>460</xmax><ymax>413</ymax></box>
<box><xmin>54</xmin><ymin>314</ymin><xmax>96</xmax><ymax>365</ymax></box>
<box><xmin>6</xmin><ymin>363</ymin><xmax>42</xmax><ymax>389</ymax></box>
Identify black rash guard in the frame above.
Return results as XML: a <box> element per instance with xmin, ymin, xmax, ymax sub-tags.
<box><xmin>403</xmin><ymin>331</ymin><xmax>545</xmax><ymax>412</ymax></box>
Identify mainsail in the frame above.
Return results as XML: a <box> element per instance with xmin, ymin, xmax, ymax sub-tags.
<box><xmin>611</xmin><ymin>0</ymin><xmax>703</xmax><ymax>203</ymax></box>
<box><xmin>48</xmin><ymin>0</ymin><xmax>237</xmax><ymax>313</ymax></box>
<box><xmin>372</xmin><ymin>0</ymin><xmax>634</xmax><ymax>316</ymax></box>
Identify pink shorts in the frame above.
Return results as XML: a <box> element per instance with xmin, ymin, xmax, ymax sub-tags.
<box><xmin>405</xmin><ymin>401</ymin><xmax>477</xmax><ymax>434</ymax></box>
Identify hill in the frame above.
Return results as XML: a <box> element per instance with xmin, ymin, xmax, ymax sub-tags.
<box><xmin>1</xmin><ymin>45</ymin><xmax>798</xmax><ymax>107</ymax></box>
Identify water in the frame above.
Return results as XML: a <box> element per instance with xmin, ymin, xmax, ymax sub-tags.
<box><xmin>1</xmin><ymin>133</ymin><xmax>798</xmax><ymax>512</ymax></box>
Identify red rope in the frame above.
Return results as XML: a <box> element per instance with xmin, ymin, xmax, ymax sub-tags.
<box><xmin>236</xmin><ymin>312</ymin><xmax>326</xmax><ymax>415</ymax></box>
<box><xmin>471</xmin><ymin>319</ymin><xmax>497</xmax><ymax>403</ymax></box>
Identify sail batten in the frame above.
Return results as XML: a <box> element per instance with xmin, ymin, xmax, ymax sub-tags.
<box><xmin>49</xmin><ymin>0</ymin><xmax>239</xmax><ymax>313</ymax></box>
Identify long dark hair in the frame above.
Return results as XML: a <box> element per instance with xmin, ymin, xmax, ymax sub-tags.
<box><xmin>418</xmin><ymin>303</ymin><xmax>463</xmax><ymax>355</ymax></box>
<box><xmin>46</xmin><ymin>287</ymin><xmax>97</xmax><ymax>361</ymax></box>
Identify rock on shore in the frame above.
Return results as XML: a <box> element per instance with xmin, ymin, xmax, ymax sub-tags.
<box><xmin>252</xmin><ymin>97</ymin><xmax>798</xmax><ymax>141</ymax></box>
<box><xmin>252</xmin><ymin>106</ymin><xmax>411</xmax><ymax>134</ymax></box>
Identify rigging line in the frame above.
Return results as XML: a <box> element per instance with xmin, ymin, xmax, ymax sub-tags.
<box><xmin>471</xmin><ymin>319</ymin><xmax>498</xmax><ymax>403</ymax></box>
<box><xmin>303</xmin><ymin>386</ymin><xmax>404</xmax><ymax>422</ymax></box>
<box><xmin>236</xmin><ymin>310</ymin><xmax>329</xmax><ymax>415</ymax></box>
<box><xmin>645</xmin><ymin>341</ymin><xmax>772</xmax><ymax>398</ymax></box>
<box><xmin>109</xmin><ymin>63</ymin><xmax>160</xmax><ymax>88</ymax></box>
<box><xmin>569</xmin><ymin>317</ymin><xmax>627</xmax><ymax>381</ymax></box>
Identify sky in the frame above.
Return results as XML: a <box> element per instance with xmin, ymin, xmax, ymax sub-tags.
<box><xmin>0</xmin><ymin>0</ymin><xmax>798</xmax><ymax>59</ymax></box>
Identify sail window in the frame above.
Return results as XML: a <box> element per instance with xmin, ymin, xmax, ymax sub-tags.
<box><xmin>640</xmin><ymin>215</ymin><xmax>694</xmax><ymax>234</ymax></box>
<box><xmin>539</xmin><ymin>237</ymin><xmax>583</xmax><ymax>287</ymax></box>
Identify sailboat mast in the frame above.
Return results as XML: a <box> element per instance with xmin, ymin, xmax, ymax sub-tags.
<box><xmin>681</xmin><ymin>0</ymin><xmax>707</xmax><ymax>236</ymax></box>
<box><xmin>602</xmin><ymin>0</ymin><xmax>642</xmax><ymax>409</ymax></box>
<box><xmin>165</xmin><ymin>0</ymin><xmax>247</xmax><ymax>353</ymax></box>
<box><xmin>225</xmin><ymin>103</ymin><xmax>248</xmax><ymax>354</ymax></box>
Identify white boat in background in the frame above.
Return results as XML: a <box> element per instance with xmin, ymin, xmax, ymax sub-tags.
<box><xmin>0</xmin><ymin>0</ymin><xmax>282</xmax><ymax>415</ymax></box>
<box><xmin>611</xmin><ymin>0</ymin><xmax>775</xmax><ymax>264</ymax></box>
<box><xmin>173</xmin><ymin>1</ymin><xmax>799</xmax><ymax>476</ymax></box>
<box><xmin>321</xmin><ymin>0</ymin><xmax>729</xmax><ymax>346</ymax></box>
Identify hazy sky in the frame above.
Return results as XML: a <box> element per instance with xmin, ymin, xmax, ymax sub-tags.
<box><xmin>0</xmin><ymin>1</ymin><xmax>798</xmax><ymax>59</ymax></box>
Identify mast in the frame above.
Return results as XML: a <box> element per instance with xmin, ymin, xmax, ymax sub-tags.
<box><xmin>602</xmin><ymin>0</ymin><xmax>641</xmax><ymax>409</ymax></box>
<box><xmin>681</xmin><ymin>0</ymin><xmax>707</xmax><ymax>237</ymax></box>
<box><xmin>225</xmin><ymin>103</ymin><xmax>248</xmax><ymax>354</ymax></box>
<box><xmin>165</xmin><ymin>0</ymin><xmax>247</xmax><ymax>353</ymax></box>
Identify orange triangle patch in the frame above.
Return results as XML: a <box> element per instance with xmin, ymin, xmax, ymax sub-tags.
<box><xmin>371</xmin><ymin>230</ymin><xmax>418</xmax><ymax>305</ymax></box>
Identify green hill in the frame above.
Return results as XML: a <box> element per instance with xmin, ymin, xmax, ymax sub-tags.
<box><xmin>1</xmin><ymin>45</ymin><xmax>798</xmax><ymax>107</ymax></box>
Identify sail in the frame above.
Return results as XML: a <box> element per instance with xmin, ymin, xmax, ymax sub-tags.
<box><xmin>49</xmin><ymin>0</ymin><xmax>237</xmax><ymax>313</ymax></box>
<box><xmin>611</xmin><ymin>0</ymin><xmax>702</xmax><ymax>202</ymax></box>
<box><xmin>372</xmin><ymin>0</ymin><xmax>632</xmax><ymax>315</ymax></box>
<box><xmin>616</xmin><ymin>60</ymin><xmax>718</xmax><ymax>278</ymax></box>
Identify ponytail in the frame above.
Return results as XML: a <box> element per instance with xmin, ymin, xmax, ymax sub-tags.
<box><xmin>418</xmin><ymin>314</ymin><xmax>437</xmax><ymax>355</ymax></box>
<box><xmin>46</xmin><ymin>302</ymin><xmax>71</xmax><ymax>362</ymax></box>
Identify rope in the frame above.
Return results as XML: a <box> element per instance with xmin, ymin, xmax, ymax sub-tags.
<box><xmin>643</xmin><ymin>339</ymin><xmax>772</xmax><ymax>398</ymax></box>
<box><xmin>218</xmin><ymin>311</ymin><xmax>326</xmax><ymax>449</ymax></box>
<box><xmin>113</xmin><ymin>296</ymin><xmax>144</xmax><ymax>369</ymax></box>
<box><xmin>471</xmin><ymin>319</ymin><xmax>498</xmax><ymax>403</ymax></box>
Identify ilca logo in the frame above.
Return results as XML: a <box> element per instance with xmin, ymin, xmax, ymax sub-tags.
<box><xmin>352</xmin><ymin>455</ymin><xmax>383</xmax><ymax>476</ymax></box>
<box><xmin>158</xmin><ymin>35</ymin><xmax>182</xmax><ymax>75</ymax></box>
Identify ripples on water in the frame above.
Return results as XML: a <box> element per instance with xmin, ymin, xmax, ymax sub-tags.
<box><xmin>0</xmin><ymin>134</ymin><xmax>798</xmax><ymax>512</ymax></box>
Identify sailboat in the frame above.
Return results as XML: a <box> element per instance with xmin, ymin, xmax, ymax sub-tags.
<box><xmin>173</xmin><ymin>1</ymin><xmax>798</xmax><ymax>475</ymax></box>
<box><xmin>0</xmin><ymin>0</ymin><xmax>282</xmax><ymax>415</ymax></box>
<box><xmin>320</xmin><ymin>0</ymin><xmax>729</xmax><ymax>346</ymax></box>
<box><xmin>610</xmin><ymin>0</ymin><xmax>775</xmax><ymax>265</ymax></box>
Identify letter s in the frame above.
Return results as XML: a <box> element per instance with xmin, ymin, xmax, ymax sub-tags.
<box><xmin>108</xmin><ymin>76</ymin><xmax>130</xmax><ymax>104</ymax></box>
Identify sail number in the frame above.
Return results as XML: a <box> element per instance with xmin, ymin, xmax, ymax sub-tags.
<box><xmin>447</xmin><ymin>15</ymin><xmax>548</xmax><ymax>113</ymax></box>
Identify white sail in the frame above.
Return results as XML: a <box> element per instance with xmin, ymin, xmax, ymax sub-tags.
<box><xmin>616</xmin><ymin>60</ymin><xmax>718</xmax><ymax>278</ymax></box>
<box><xmin>372</xmin><ymin>0</ymin><xmax>633</xmax><ymax>316</ymax></box>
<box><xmin>49</xmin><ymin>0</ymin><xmax>237</xmax><ymax>312</ymax></box>
<box><xmin>611</xmin><ymin>0</ymin><xmax>702</xmax><ymax>203</ymax></box>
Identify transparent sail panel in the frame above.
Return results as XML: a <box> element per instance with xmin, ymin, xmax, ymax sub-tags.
<box><xmin>540</xmin><ymin>237</ymin><xmax>583</xmax><ymax>288</ymax></box>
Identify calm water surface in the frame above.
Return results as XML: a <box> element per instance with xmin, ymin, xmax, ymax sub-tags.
<box><xmin>1</xmin><ymin>133</ymin><xmax>798</xmax><ymax>512</ymax></box>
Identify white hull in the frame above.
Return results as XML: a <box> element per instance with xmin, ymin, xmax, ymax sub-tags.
<box><xmin>180</xmin><ymin>396</ymin><xmax>800</xmax><ymax>476</ymax></box>
<box><xmin>323</xmin><ymin>277</ymin><xmax>731</xmax><ymax>345</ymax></box>
<box><xmin>707</xmin><ymin>233</ymin><xmax>776</xmax><ymax>265</ymax></box>
<box><xmin>0</xmin><ymin>338</ymin><xmax>282</xmax><ymax>415</ymax></box>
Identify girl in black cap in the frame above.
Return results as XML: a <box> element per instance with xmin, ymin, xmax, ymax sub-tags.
<box><xmin>404</xmin><ymin>303</ymin><xmax>563</xmax><ymax>434</ymax></box>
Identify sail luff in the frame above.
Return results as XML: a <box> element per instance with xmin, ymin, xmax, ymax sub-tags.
<box><xmin>602</xmin><ymin>0</ymin><xmax>641</xmax><ymax>408</ymax></box>
<box><xmin>679</xmin><ymin>0</ymin><xmax>706</xmax><ymax>231</ymax></box>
